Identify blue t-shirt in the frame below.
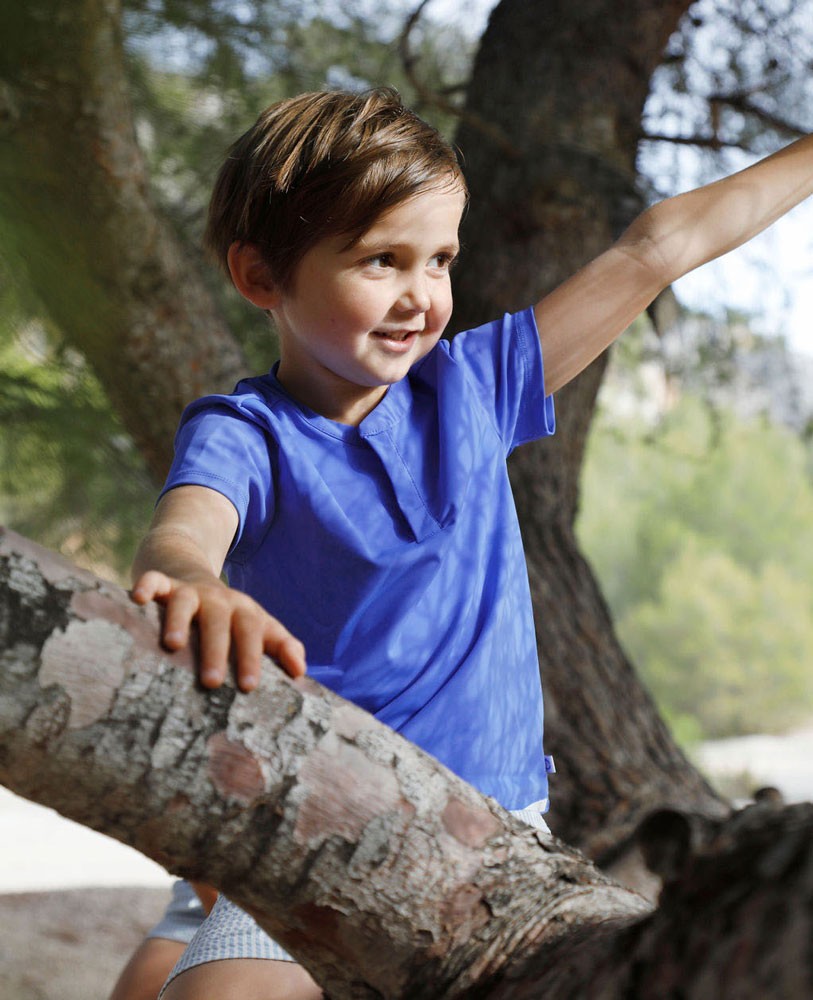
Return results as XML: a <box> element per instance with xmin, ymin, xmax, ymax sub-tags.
<box><xmin>162</xmin><ymin>308</ymin><xmax>555</xmax><ymax>809</ymax></box>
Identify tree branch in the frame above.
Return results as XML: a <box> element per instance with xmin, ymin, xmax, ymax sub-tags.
<box><xmin>2</xmin><ymin>527</ymin><xmax>813</xmax><ymax>996</ymax></box>
<box><xmin>708</xmin><ymin>92</ymin><xmax>809</xmax><ymax>142</ymax></box>
<box><xmin>640</xmin><ymin>130</ymin><xmax>742</xmax><ymax>150</ymax></box>
<box><xmin>0</xmin><ymin>527</ymin><xmax>647</xmax><ymax>997</ymax></box>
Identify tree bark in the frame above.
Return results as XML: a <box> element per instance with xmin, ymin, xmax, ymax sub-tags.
<box><xmin>0</xmin><ymin>0</ymin><xmax>247</xmax><ymax>481</ymax></box>
<box><xmin>3</xmin><ymin>526</ymin><xmax>813</xmax><ymax>999</ymax></box>
<box><xmin>453</xmin><ymin>0</ymin><xmax>727</xmax><ymax>857</ymax></box>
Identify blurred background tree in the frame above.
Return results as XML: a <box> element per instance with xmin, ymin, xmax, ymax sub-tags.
<box><xmin>579</xmin><ymin>324</ymin><xmax>813</xmax><ymax>744</ymax></box>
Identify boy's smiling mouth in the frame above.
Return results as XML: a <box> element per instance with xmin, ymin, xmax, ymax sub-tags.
<box><xmin>372</xmin><ymin>328</ymin><xmax>420</xmax><ymax>342</ymax></box>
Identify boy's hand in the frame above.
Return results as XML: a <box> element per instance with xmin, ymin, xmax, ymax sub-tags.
<box><xmin>132</xmin><ymin>570</ymin><xmax>307</xmax><ymax>692</ymax></box>
<box><xmin>131</xmin><ymin>485</ymin><xmax>306</xmax><ymax>692</ymax></box>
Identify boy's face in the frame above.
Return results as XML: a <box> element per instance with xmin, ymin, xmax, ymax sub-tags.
<box><xmin>272</xmin><ymin>182</ymin><xmax>466</xmax><ymax>425</ymax></box>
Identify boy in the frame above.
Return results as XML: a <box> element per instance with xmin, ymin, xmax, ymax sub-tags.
<box><xmin>124</xmin><ymin>88</ymin><xmax>813</xmax><ymax>999</ymax></box>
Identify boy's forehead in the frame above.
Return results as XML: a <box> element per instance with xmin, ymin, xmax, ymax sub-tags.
<box><xmin>354</xmin><ymin>184</ymin><xmax>466</xmax><ymax>245</ymax></box>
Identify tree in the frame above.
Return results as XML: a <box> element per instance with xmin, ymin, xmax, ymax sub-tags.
<box><xmin>0</xmin><ymin>0</ymin><xmax>247</xmax><ymax>478</ymax></box>
<box><xmin>3</xmin><ymin>526</ymin><xmax>813</xmax><ymax>998</ymax></box>
<box><xmin>1</xmin><ymin>0</ymin><xmax>812</xmax><ymax>862</ymax></box>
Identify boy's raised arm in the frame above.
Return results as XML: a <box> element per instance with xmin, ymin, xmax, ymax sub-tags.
<box><xmin>132</xmin><ymin>484</ymin><xmax>306</xmax><ymax>691</ymax></box>
<box><xmin>536</xmin><ymin>133</ymin><xmax>813</xmax><ymax>394</ymax></box>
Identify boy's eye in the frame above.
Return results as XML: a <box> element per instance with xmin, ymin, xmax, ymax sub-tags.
<box><xmin>365</xmin><ymin>253</ymin><xmax>393</xmax><ymax>268</ymax></box>
<box><xmin>430</xmin><ymin>252</ymin><xmax>458</xmax><ymax>270</ymax></box>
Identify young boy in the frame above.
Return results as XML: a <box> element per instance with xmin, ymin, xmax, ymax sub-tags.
<box><xmin>125</xmin><ymin>87</ymin><xmax>813</xmax><ymax>999</ymax></box>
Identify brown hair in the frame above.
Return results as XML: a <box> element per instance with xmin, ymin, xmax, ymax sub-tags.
<box><xmin>204</xmin><ymin>88</ymin><xmax>466</xmax><ymax>290</ymax></box>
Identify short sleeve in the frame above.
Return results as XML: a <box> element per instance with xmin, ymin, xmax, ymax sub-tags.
<box><xmin>160</xmin><ymin>397</ymin><xmax>275</xmax><ymax>556</ymax></box>
<box><xmin>448</xmin><ymin>307</ymin><xmax>555</xmax><ymax>452</ymax></box>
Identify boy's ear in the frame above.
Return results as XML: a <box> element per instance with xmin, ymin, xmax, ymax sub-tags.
<box><xmin>227</xmin><ymin>242</ymin><xmax>282</xmax><ymax>310</ymax></box>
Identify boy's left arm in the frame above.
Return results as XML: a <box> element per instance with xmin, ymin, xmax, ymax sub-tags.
<box><xmin>536</xmin><ymin>133</ymin><xmax>813</xmax><ymax>395</ymax></box>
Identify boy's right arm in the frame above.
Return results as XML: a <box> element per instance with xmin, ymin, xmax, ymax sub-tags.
<box><xmin>535</xmin><ymin>132</ymin><xmax>813</xmax><ymax>395</ymax></box>
<box><xmin>131</xmin><ymin>484</ymin><xmax>306</xmax><ymax>692</ymax></box>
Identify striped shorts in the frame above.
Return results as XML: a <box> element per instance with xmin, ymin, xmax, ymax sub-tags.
<box><xmin>158</xmin><ymin>801</ymin><xmax>550</xmax><ymax>995</ymax></box>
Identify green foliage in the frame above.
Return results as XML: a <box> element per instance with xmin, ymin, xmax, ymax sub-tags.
<box><xmin>124</xmin><ymin>0</ymin><xmax>476</xmax><ymax>235</ymax></box>
<box><xmin>578</xmin><ymin>385</ymin><xmax>813</xmax><ymax>741</ymax></box>
<box><xmin>0</xmin><ymin>280</ymin><xmax>153</xmax><ymax>581</ymax></box>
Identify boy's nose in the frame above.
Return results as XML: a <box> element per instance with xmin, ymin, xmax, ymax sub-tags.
<box><xmin>396</xmin><ymin>274</ymin><xmax>431</xmax><ymax>313</ymax></box>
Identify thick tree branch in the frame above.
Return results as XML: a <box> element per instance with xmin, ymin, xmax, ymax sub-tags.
<box><xmin>3</xmin><ymin>528</ymin><xmax>812</xmax><ymax>997</ymax></box>
<box><xmin>0</xmin><ymin>527</ymin><xmax>647</xmax><ymax>997</ymax></box>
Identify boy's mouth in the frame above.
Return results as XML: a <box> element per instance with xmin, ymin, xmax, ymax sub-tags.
<box><xmin>373</xmin><ymin>329</ymin><xmax>418</xmax><ymax>342</ymax></box>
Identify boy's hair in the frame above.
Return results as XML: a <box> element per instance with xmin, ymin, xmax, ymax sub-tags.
<box><xmin>204</xmin><ymin>88</ymin><xmax>467</xmax><ymax>290</ymax></box>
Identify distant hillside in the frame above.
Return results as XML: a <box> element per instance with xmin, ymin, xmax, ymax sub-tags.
<box><xmin>600</xmin><ymin>311</ymin><xmax>813</xmax><ymax>434</ymax></box>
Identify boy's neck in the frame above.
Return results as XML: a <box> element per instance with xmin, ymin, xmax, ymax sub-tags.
<box><xmin>275</xmin><ymin>363</ymin><xmax>389</xmax><ymax>426</ymax></box>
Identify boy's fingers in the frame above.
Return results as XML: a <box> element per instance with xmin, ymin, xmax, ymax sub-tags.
<box><xmin>161</xmin><ymin>585</ymin><xmax>201</xmax><ymax>650</ymax></box>
<box><xmin>268</xmin><ymin>629</ymin><xmax>307</xmax><ymax>678</ymax></box>
<box><xmin>197</xmin><ymin>605</ymin><xmax>233</xmax><ymax>688</ymax></box>
<box><xmin>232</xmin><ymin>611</ymin><xmax>263</xmax><ymax>692</ymax></box>
<box><xmin>131</xmin><ymin>570</ymin><xmax>173</xmax><ymax>604</ymax></box>
<box><xmin>131</xmin><ymin>577</ymin><xmax>304</xmax><ymax>689</ymax></box>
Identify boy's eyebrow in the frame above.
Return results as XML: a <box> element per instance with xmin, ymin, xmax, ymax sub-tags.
<box><xmin>351</xmin><ymin>239</ymin><xmax>461</xmax><ymax>255</ymax></box>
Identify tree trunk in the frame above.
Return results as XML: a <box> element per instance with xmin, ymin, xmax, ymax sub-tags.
<box><xmin>453</xmin><ymin>0</ymin><xmax>727</xmax><ymax>857</ymax></box>
<box><xmin>3</xmin><ymin>526</ymin><xmax>812</xmax><ymax>999</ymax></box>
<box><xmin>0</xmin><ymin>0</ymin><xmax>247</xmax><ymax>481</ymax></box>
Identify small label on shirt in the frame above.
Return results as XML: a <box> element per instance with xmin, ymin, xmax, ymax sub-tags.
<box><xmin>544</xmin><ymin>754</ymin><xmax>556</xmax><ymax>774</ymax></box>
